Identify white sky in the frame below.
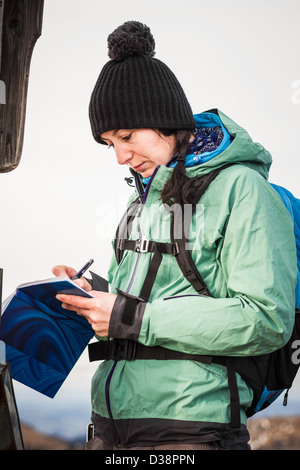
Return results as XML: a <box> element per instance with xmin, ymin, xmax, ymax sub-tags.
<box><xmin>0</xmin><ymin>0</ymin><xmax>299</xmax><ymax>438</ymax></box>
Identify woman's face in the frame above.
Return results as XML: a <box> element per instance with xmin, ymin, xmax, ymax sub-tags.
<box><xmin>100</xmin><ymin>129</ymin><xmax>177</xmax><ymax>179</ymax></box>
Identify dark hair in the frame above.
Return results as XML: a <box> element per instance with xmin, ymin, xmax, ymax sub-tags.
<box><xmin>159</xmin><ymin>129</ymin><xmax>198</xmax><ymax>206</ymax></box>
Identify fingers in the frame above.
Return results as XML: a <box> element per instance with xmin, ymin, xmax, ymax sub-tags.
<box><xmin>56</xmin><ymin>293</ymin><xmax>113</xmax><ymax>337</ymax></box>
<box><xmin>52</xmin><ymin>266</ymin><xmax>92</xmax><ymax>292</ymax></box>
<box><xmin>56</xmin><ymin>293</ymin><xmax>92</xmax><ymax>309</ymax></box>
<box><xmin>75</xmin><ymin>276</ymin><xmax>93</xmax><ymax>292</ymax></box>
<box><xmin>52</xmin><ymin>265</ymin><xmax>77</xmax><ymax>278</ymax></box>
<box><xmin>57</xmin><ymin>294</ymin><xmax>92</xmax><ymax>319</ymax></box>
<box><xmin>61</xmin><ymin>302</ymin><xmax>85</xmax><ymax>316</ymax></box>
<box><xmin>52</xmin><ymin>265</ymin><xmax>67</xmax><ymax>276</ymax></box>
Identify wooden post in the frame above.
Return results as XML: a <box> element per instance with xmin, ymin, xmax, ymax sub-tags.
<box><xmin>0</xmin><ymin>0</ymin><xmax>44</xmax><ymax>172</ymax></box>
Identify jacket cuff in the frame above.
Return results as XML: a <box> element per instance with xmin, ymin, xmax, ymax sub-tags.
<box><xmin>108</xmin><ymin>289</ymin><xmax>146</xmax><ymax>341</ymax></box>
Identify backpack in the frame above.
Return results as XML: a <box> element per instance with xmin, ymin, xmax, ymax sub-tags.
<box><xmin>167</xmin><ymin>166</ymin><xmax>300</xmax><ymax>421</ymax></box>
<box><xmin>89</xmin><ymin>164</ymin><xmax>300</xmax><ymax>428</ymax></box>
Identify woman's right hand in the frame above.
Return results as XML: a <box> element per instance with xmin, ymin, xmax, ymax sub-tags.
<box><xmin>52</xmin><ymin>265</ymin><xmax>92</xmax><ymax>292</ymax></box>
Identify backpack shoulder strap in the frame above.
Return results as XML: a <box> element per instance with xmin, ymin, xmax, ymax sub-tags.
<box><xmin>171</xmin><ymin>163</ymin><xmax>234</xmax><ymax>296</ymax></box>
<box><xmin>114</xmin><ymin>196</ymin><xmax>141</xmax><ymax>264</ymax></box>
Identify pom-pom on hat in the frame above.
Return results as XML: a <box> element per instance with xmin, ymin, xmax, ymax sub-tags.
<box><xmin>89</xmin><ymin>21</ymin><xmax>195</xmax><ymax>144</ymax></box>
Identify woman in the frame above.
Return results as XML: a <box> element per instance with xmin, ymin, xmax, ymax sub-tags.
<box><xmin>53</xmin><ymin>21</ymin><xmax>297</xmax><ymax>450</ymax></box>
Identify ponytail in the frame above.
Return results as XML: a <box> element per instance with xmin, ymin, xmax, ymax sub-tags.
<box><xmin>160</xmin><ymin>129</ymin><xmax>193</xmax><ymax>206</ymax></box>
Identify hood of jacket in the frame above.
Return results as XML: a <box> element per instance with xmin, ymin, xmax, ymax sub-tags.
<box><xmin>139</xmin><ymin>109</ymin><xmax>273</xmax><ymax>191</ymax></box>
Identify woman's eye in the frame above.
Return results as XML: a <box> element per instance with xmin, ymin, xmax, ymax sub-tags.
<box><xmin>121</xmin><ymin>133</ymin><xmax>133</xmax><ymax>142</ymax></box>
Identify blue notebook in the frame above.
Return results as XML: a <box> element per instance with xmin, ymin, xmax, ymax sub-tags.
<box><xmin>0</xmin><ymin>276</ymin><xmax>95</xmax><ymax>398</ymax></box>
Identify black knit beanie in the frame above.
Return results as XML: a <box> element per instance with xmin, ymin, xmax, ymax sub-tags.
<box><xmin>89</xmin><ymin>21</ymin><xmax>195</xmax><ymax>144</ymax></box>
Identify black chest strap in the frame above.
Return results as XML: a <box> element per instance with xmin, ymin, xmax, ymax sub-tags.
<box><xmin>88</xmin><ymin>337</ymin><xmax>217</xmax><ymax>365</ymax></box>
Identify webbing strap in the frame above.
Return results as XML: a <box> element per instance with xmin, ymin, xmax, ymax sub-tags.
<box><xmin>117</xmin><ymin>240</ymin><xmax>170</xmax><ymax>303</ymax></box>
<box><xmin>89</xmin><ymin>338</ymin><xmax>215</xmax><ymax>365</ymax></box>
<box><xmin>114</xmin><ymin>242</ymin><xmax>164</xmax><ymax>328</ymax></box>
<box><xmin>116</xmin><ymin>239</ymin><xmax>179</xmax><ymax>256</ymax></box>
<box><xmin>170</xmin><ymin>163</ymin><xmax>234</xmax><ymax>297</ymax></box>
<box><xmin>171</xmin><ymin>208</ymin><xmax>212</xmax><ymax>296</ymax></box>
<box><xmin>227</xmin><ymin>365</ymin><xmax>241</xmax><ymax>428</ymax></box>
<box><xmin>114</xmin><ymin>197</ymin><xmax>141</xmax><ymax>264</ymax></box>
<box><xmin>139</xmin><ymin>244</ymin><xmax>163</xmax><ymax>301</ymax></box>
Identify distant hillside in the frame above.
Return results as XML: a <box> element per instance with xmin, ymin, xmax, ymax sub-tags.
<box><xmin>20</xmin><ymin>416</ymin><xmax>300</xmax><ymax>450</ymax></box>
<box><xmin>21</xmin><ymin>424</ymin><xmax>84</xmax><ymax>450</ymax></box>
<box><xmin>248</xmin><ymin>416</ymin><xmax>300</xmax><ymax>450</ymax></box>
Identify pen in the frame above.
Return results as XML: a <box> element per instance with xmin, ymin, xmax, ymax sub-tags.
<box><xmin>72</xmin><ymin>259</ymin><xmax>94</xmax><ymax>280</ymax></box>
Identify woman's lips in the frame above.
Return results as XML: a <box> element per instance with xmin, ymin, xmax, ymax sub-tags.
<box><xmin>133</xmin><ymin>163</ymin><xmax>144</xmax><ymax>172</ymax></box>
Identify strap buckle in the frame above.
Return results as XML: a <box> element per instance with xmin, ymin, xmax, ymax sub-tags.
<box><xmin>107</xmin><ymin>339</ymin><xmax>137</xmax><ymax>361</ymax></box>
<box><xmin>136</xmin><ymin>238</ymin><xmax>150</xmax><ymax>253</ymax></box>
<box><xmin>116</xmin><ymin>238</ymin><xmax>125</xmax><ymax>251</ymax></box>
<box><xmin>172</xmin><ymin>242</ymin><xmax>180</xmax><ymax>256</ymax></box>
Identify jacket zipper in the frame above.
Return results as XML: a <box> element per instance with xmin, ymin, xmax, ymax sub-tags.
<box><xmin>104</xmin><ymin>361</ymin><xmax>121</xmax><ymax>446</ymax></box>
<box><xmin>163</xmin><ymin>294</ymin><xmax>202</xmax><ymax>300</ymax></box>
<box><xmin>125</xmin><ymin>203</ymin><xmax>144</xmax><ymax>293</ymax></box>
<box><xmin>105</xmin><ymin>167</ymin><xmax>159</xmax><ymax>446</ymax></box>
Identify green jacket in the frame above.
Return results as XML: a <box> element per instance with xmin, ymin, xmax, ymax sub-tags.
<box><xmin>90</xmin><ymin>110</ymin><xmax>297</xmax><ymax>449</ymax></box>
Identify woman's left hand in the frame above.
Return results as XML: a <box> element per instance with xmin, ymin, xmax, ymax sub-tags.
<box><xmin>56</xmin><ymin>291</ymin><xmax>117</xmax><ymax>337</ymax></box>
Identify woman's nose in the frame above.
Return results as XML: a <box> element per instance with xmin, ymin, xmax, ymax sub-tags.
<box><xmin>115</xmin><ymin>145</ymin><xmax>133</xmax><ymax>165</ymax></box>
